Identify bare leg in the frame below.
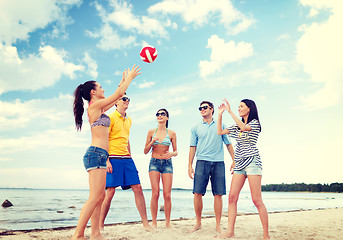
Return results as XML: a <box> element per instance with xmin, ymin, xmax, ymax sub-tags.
<box><xmin>99</xmin><ymin>187</ymin><xmax>116</xmax><ymax>230</ymax></box>
<box><xmin>190</xmin><ymin>193</ymin><xmax>203</xmax><ymax>232</ymax></box>
<box><xmin>131</xmin><ymin>184</ymin><xmax>154</xmax><ymax>232</ymax></box>
<box><xmin>214</xmin><ymin>195</ymin><xmax>223</xmax><ymax>233</ymax></box>
<box><xmin>71</xmin><ymin>169</ymin><xmax>106</xmax><ymax>240</ymax></box>
<box><xmin>90</xmin><ymin>201</ymin><xmax>106</xmax><ymax>240</ymax></box>
<box><xmin>161</xmin><ymin>173</ymin><xmax>173</xmax><ymax>228</ymax></box>
<box><xmin>149</xmin><ymin>171</ymin><xmax>161</xmax><ymax>228</ymax></box>
<box><xmin>247</xmin><ymin>175</ymin><xmax>270</xmax><ymax>240</ymax></box>
<box><xmin>217</xmin><ymin>174</ymin><xmax>246</xmax><ymax>238</ymax></box>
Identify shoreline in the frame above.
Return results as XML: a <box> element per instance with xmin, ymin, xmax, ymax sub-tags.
<box><xmin>1</xmin><ymin>207</ymin><xmax>342</xmax><ymax>239</ymax></box>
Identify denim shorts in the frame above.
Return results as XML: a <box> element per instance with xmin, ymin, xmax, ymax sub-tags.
<box><xmin>149</xmin><ymin>158</ymin><xmax>173</xmax><ymax>174</ymax></box>
<box><xmin>83</xmin><ymin>146</ymin><xmax>108</xmax><ymax>172</ymax></box>
<box><xmin>234</xmin><ymin>157</ymin><xmax>262</xmax><ymax>176</ymax></box>
<box><xmin>193</xmin><ymin>160</ymin><xmax>226</xmax><ymax>196</ymax></box>
<box><xmin>106</xmin><ymin>156</ymin><xmax>141</xmax><ymax>190</ymax></box>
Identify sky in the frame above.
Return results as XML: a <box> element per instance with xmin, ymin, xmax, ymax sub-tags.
<box><xmin>0</xmin><ymin>0</ymin><xmax>342</xmax><ymax>190</ymax></box>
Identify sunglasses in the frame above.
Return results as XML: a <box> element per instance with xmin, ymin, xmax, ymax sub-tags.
<box><xmin>120</xmin><ymin>97</ymin><xmax>130</xmax><ymax>102</ymax></box>
<box><xmin>156</xmin><ymin>112</ymin><xmax>167</xmax><ymax>117</ymax></box>
<box><xmin>198</xmin><ymin>105</ymin><xmax>210</xmax><ymax>111</ymax></box>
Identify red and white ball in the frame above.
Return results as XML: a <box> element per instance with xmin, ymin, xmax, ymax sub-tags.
<box><xmin>140</xmin><ymin>45</ymin><xmax>157</xmax><ymax>63</ymax></box>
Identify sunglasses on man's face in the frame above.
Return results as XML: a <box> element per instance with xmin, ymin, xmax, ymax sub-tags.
<box><xmin>121</xmin><ymin>97</ymin><xmax>130</xmax><ymax>102</ymax></box>
<box><xmin>198</xmin><ymin>105</ymin><xmax>210</xmax><ymax>111</ymax></box>
<box><xmin>156</xmin><ymin>112</ymin><xmax>167</xmax><ymax>117</ymax></box>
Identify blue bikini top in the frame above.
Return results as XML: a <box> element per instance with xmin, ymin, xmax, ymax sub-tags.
<box><xmin>152</xmin><ymin>128</ymin><xmax>171</xmax><ymax>146</ymax></box>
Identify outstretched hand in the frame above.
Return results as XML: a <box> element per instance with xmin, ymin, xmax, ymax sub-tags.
<box><xmin>218</xmin><ymin>103</ymin><xmax>226</xmax><ymax>115</ymax></box>
<box><xmin>223</xmin><ymin>98</ymin><xmax>232</xmax><ymax>113</ymax></box>
<box><xmin>118</xmin><ymin>68</ymin><xmax>128</xmax><ymax>87</ymax></box>
<box><xmin>125</xmin><ymin>64</ymin><xmax>141</xmax><ymax>81</ymax></box>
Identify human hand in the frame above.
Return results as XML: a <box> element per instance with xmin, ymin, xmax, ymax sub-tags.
<box><xmin>162</xmin><ymin>151</ymin><xmax>174</xmax><ymax>159</ymax></box>
<box><xmin>218</xmin><ymin>103</ymin><xmax>226</xmax><ymax>115</ymax></box>
<box><xmin>230</xmin><ymin>162</ymin><xmax>235</xmax><ymax>174</ymax></box>
<box><xmin>223</xmin><ymin>98</ymin><xmax>232</xmax><ymax>113</ymax></box>
<box><xmin>188</xmin><ymin>166</ymin><xmax>194</xmax><ymax>179</ymax></box>
<box><xmin>152</xmin><ymin>136</ymin><xmax>159</xmax><ymax>144</ymax></box>
<box><xmin>125</xmin><ymin>64</ymin><xmax>141</xmax><ymax>81</ymax></box>
<box><xmin>107</xmin><ymin>160</ymin><xmax>113</xmax><ymax>173</ymax></box>
<box><xmin>118</xmin><ymin>68</ymin><xmax>128</xmax><ymax>87</ymax></box>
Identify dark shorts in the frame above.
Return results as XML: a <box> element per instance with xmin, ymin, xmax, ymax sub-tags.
<box><xmin>83</xmin><ymin>146</ymin><xmax>108</xmax><ymax>172</ymax></box>
<box><xmin>193</xmin><ymin>160</ymin><xmax>226</xmax><ymax>196</ymax></box>
<box><xmin>149</xmin><ymin>158</ymin><xmax>173</xmax><ymax>174</ymax></box>
<box><xmin>106</xmin><ymin>156</ymin><xmax>140</xmax><ymax>190</ymax></box>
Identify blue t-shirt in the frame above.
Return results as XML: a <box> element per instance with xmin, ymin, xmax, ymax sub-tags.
<box><xmin>190</xmin><ymin>120</ymin><xmax>231</xmax><ymax>162</ymax></box>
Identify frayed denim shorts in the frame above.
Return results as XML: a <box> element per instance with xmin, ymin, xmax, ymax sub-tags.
<box><xmin>83</xmin><ymin>146</ymin><xmax>108</xmax><ymax>172</ymax></box>
<box><xmin>234</xmin><ymin>156</ymin><xmax>262</xmax><ymax>176</ymax></box>
<box><xmin>149</xmin><ymin>158</ymin><xmax>173</xmax><ymax>174</ymax></box>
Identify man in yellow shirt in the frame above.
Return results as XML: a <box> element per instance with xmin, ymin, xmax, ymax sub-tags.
<box><xmin>99</xmin><ymin>94</ymin><xmax>153</xmax><ymax>231</ymax></box>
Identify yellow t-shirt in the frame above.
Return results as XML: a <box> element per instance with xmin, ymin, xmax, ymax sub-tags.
<box><xmin>108</xmin><ymin>110</ymin><xmax>132</xmax><ymax>156</ymax></box>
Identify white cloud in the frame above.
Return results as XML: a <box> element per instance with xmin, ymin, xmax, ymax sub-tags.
<box><xmin>199</xmin><ymin>35</ymin><xmax>253</xmax><ymax>78</ymax></box>
<box><xmin>277</xmin><ymin>34</ymin><xmax>290</xmax><ymax>40</ymax></box>
<box><xmin>0</xmin><ymin>94</ymin><xmax>91</xmax><ymax>162</ymax></box>
<box><xmin>0</xmin><ymin>44</ymin><xmax>84</xmax><ymax>94</ymax></box>
<box><xmin>297</xmin><ymin>0</ymin><xmax>343</xmax><ymax>109</ymax></box>
<box><xmin>0</xmin><ymin>94</ymin><xmax>75</xmax><ymax>131</ymax></box>
<box><xmin>0</xmin><ymin>0</ymin><xmax>81</xmax><ymax>44</ymax></box>
<box><xmin>148</xmin><ymin>0</ymin><xmax>255</xmax><ymax>35</ymax></box>
<box><xmin>0</xmin><ymin>168</ymin><xmax>87</xmax><ymax>189</ymax></box>
<box><xmin>106</xmin><ymin>0</ymin><xmax>168</xmax><ymax>36</ymax></box>
<box><xmin>268</xmin><ymin>61</ymin><xmax>294</xmax><ymax>84</ymax></box>
<box><xmin>0</xmin><ymin>128</ymin><xmax>88</xmax><ymax>156</ymax></box>
<box><xmin>138</xmin><ymin>81</ymin><xmax>155</xmax><ymax>88</ymax></box>
<box><xmin>87</xmin><ymin>23</ymin><xmax>136</xmax><ymax>50</ymax></box>
<box><xmin>89</xmin><ymin>0</ymin><xmax>169</xmax><ymax>50</ymax></box>
<box><xmin>82</xmin><ymin>52</ymin><xmax>98</xmax><ymax>79</ymax></box>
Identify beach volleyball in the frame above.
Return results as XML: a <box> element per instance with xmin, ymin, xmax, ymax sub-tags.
<box><xmin>140</xmin><ymin>45</ymin><xmax>157</xmax><ymax>63</ymax></box>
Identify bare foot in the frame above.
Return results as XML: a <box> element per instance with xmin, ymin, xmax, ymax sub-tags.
<box><xmin>263</xmin><ymin>235</ymin><xmax>270</xmax><ymax>240</ymax></box>
<box><xmin>90</xmin><ymin>233</ymin><xmax>106</xmax><ymax>240</ymax></box>
<box><xmin>143</xmin><ymin>223</ymin><xmax>156</xmax><ymax>232</ymax></box>
<box><xmin>71</xmin><ymin>235</ymin><xmax>87</xmax><ymax>240</ymax></box>
<box><xmin>214</xmin><ymin>231</ymin><xmax>235</xmax><ymax>239</ymax></box>
<box><xmin>166</xmin><ymin>222</ymin><xmax>172</xmax><ymax>228</ymax></box>
<box><xmin>151</xmin><ymin>222</ymin><xmax>157</xmax><ymax>229</ymax></box>
<box><xmin>216</xmin><ymin>225</ymin><xmax>222</xmax><ymax>233</ymax></box>
<box><xmin>189</xmin><ymin>223</ymin><xmax>201</xmax><ymax>233</ymax></box>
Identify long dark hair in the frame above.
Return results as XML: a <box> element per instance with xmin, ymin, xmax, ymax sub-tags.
<box><xmin>241</xmin><ymin>99</ymin><xmax>261</xmax><ymax>132</ymax></box>
<box><xmin>157</xmin><ymin>108</ymin><xmax>169</xmax><ymax>128</ymax></box>
<box><xmin>73</xmin><ymin>81</ymin><xmax>96</xmax><ymax>131</ymax></box>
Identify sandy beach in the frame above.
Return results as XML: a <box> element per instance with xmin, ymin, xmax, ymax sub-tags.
<box><xmin>1</xmin><ymin>208</ymin><xmax>342</xmax><ymax>240</ymax></box>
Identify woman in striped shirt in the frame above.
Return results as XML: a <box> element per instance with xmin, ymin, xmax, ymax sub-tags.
<box><xmin>217</xmin><ymin>98</ymin><xmax>270</xmax><ymax>239</ymax></box>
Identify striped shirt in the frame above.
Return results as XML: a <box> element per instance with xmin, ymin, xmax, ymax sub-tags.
<box><xmin>227</xmin><ymin>119</ymin><xmax>262</xmax><ymax>170</ymax></box>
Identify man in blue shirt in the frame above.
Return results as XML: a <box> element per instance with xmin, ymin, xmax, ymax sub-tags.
<box><xmin>188</xmin><ymin>100</ymin><xmax>234</xmax><ymax>233</ymax></box>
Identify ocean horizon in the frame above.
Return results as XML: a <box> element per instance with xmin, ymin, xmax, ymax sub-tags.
<box><xmin>1</xmin><ymin>188</ymin><xmax>343</xmax><ymax>231</ymax></box>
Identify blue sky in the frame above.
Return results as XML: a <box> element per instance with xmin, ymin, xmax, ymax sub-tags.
<box><xmin>0</xmin><ymin>0</ymin><xmax>342</xmax><ymax>189</ymax></box>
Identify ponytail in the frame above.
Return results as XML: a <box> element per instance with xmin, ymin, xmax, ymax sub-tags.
<box><xmin>73</xmin><ymin>81</ymin><xmax>96</xmax><ymax>131</ymax></box>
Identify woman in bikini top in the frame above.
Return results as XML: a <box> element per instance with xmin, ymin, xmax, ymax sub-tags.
<box><xmin>71</xmin><ymin>65</ymin><xmax>141</xmax><ymax>240</ymax></box>
<box><xmin>144</xmin><ymin>108</ymin><xmax>178</xmax><ymax>228</ymax></box>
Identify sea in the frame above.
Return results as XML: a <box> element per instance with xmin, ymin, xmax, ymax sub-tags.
<box><xmin>0</xmin><ymin>188</ymin><xmax>342</xmax><ymax>231</ymax></box>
